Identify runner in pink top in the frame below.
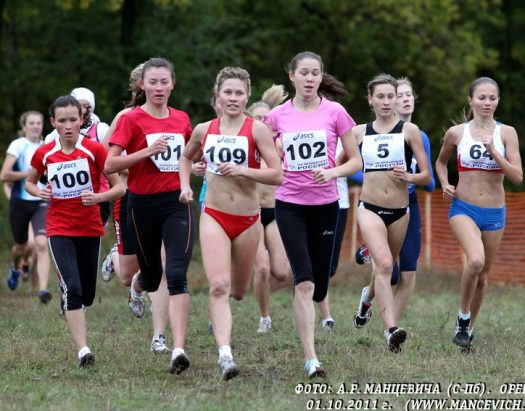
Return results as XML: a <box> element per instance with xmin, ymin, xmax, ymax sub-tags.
<box><xmin>265</xmin><ymin>51</ymin><xmax>362</xmax><ymax>378</ymax></box>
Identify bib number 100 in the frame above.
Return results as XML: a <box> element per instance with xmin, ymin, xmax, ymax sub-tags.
<box><xmin>49</xmin><ymin>170</ymin><xmax>90</xmax><ymax>189</ymax></box>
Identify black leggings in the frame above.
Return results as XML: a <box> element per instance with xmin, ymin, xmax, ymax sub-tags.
<box><xmin>48</xmin><ymin>236</ymin><xmax>101</xmax><ymax>311</ymax></box>
<box><xmin>330</xmin><ymin>207</ymin><xmax>348</xmax><ymax>277</ymax></box>
<box><xmin>128</xmin><ymin>190</ymin><xmax>194</xmax><ymax>295</ymax></box>
<box><xmin>275</xmin><ymin>199</ymin><xmax>339</xmax><ymax>302</ymax></box>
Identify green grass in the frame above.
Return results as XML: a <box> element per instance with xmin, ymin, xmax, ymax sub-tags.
<box><xmin>1</xmin><ymin>259</ymin><xmax>524</xmax><ymax>411</ymax></box>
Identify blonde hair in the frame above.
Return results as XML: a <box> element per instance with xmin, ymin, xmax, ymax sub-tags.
<box><xmin>248</xmin><ymin>84</ymin><xmax>288</xmax><ymax>114</ymax></box>
<box><xmin>213</xmin><ymin>67</ymin><xmax>251</xmax><ymax>97</ymax></box>
<box><xmin>18</xmin><ymin>111</ymin><xmax>44</xmax><ymax>137</ymax></box>
<box><xmin>396</xmin><ymin>76</ymin><xmax>418</xmax><ymax>100</ymax></box>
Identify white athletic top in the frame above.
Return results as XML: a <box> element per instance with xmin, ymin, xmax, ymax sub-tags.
<box><xmin>6</xmin><ymin>137</ymin><xmax>43</xmax><ymax>200</ymax></box>
<box><xmin>457</xmin><ymin>122</ymin><xmax>505</xmax><ymax>172</ymax></box>
<box><xmin>361</xmin><ymin>124</ymin><xmax>408</xmax><ymax>172</ymax></box>
<box><xmin>335</xmin><ymin>140</ymin><xmax>349</xmax><ymax>209</ymax></box>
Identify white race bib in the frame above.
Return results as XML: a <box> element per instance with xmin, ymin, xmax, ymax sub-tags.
<box><xmin>146</xmin><ymin>133</ymin><xmax>185</xmax><ymax>172</ymax></box>
<box><xmin>282</xmin><ymin>130</ymin><xmax>328</xmax><ymax>171</ymax></box>
<box><xmin>459</xmin><ymin>143</ymin><xmax>500</xmax><ymax>171</ymax></box>
<box><xmin>362</xmin><ymin>133</ymin><xmax>406</xmax><ymax>171</ymax></box>
<box><xmin>47</xmin><ymin>158</ymin><xmax>93</xmax><ymax>199</ymax></box>
<box><xmin>203</xmin><ymin>134</ymin><xmax>249</xmax><ymax>175</ymax></box>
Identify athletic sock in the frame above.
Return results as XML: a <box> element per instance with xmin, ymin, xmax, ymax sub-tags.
<box><xmin>458</xmin><ymin>311</ymin><xmax>470</xmax><ymax>321</ymax></box>
<box><xmin>78</xmin><ymin>346</ymin><xmax>91</xmax><ymax>360</ymax></box>
<box><xmin>361</xmin><ymin>286</ymin><xmax>374</xmax><ymax>304</ymax></box>
<box><xmin>219</xmin><ymin>345</ymin><xmax>232</xmax><ymax>359</ymax></box>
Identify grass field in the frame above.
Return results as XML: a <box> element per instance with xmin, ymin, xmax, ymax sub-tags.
<box><xmin>1</xmin><ymin>255</ymin><xmax>524</xmax><ymax>411</ymax></box>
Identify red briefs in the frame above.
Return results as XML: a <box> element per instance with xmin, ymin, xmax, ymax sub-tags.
<box><xmin>203</xmin><ymin>206</ymin><xmax>260</xmax><ymax>240</ymax></box>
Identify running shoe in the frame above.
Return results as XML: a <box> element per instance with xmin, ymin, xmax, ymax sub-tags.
<box><xmin>321</xmin><ymin>319</ymin><xmax>335</xmax><ymax>330</ymax></box>
<box><xmin>353</xmin><ymin>286</ymin><xmax>373</xmax><ymax>328</ymax></box>
<box><xmin>218</xmin><ymin>356</ymin><xmax>240</xmax><ymax>381</ymax></box>
<box><xmin>460</xmin><ymin>332</ymin><xmax>475</xmax><ymax>353</ymax></box>
<box><xmin>355</xmin><ymin>244</ymin><xmax>372</xmax><ymax>265</ymax></box>
<box><xmin>128</xmin><ymin>274</ymin><xmax>145</xmax><ymax>318</ymax></box>
<box><xmin>387</xmin><ymin>327</ymin><xmax>407</xmax><ymax>353</ymax></box>
<box><xmin>38</xmin><ymin>290</ymin><xmax>53</xmax><ymax>304</ymax></box>
<box><xmin>151</xmin><ymin>334</ymin><xmax>171</xmax><ymax>355</ymax></box>
<box><xmin>101</xmin><ymin>243</ymin><xmax>117</xmax><ymax>282</ymax></box>
<box><xmin>78</xmin><ymin>347</ymin><xmax>95</xmax><ymax>368</ymax></box>
<box><xmin>304</xmin><ymin>358</ymin><xmax>326</xmax><ymax>378</ymax></box>
<box><xmin>7</xmin><ymin>265</ymin><xmax>20</xmax><ymax>291</ymax></box>
<box><xmin>128</xmin><ymin>293</ymin><xmax>145</xmax><ymax>318</ymax></box>
<box><xmin>170</xmin><ymin>350</ymin><xmax>191</xmax><ymax>375</ymax></box>
<box><xmin>452</xmin><ymin>317</ymin><xmax>471</xmax><ymax>347</ymax></box>
<box><xmin>257</xmin><ymin>317</ymin><xmax>272</xmax><ymax>333</ymax></box>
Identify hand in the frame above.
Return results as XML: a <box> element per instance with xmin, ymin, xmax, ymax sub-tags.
<box><xmin>392</xmin><ymin>166</ymin><xmax>410</xmax><ymax>182</ymax></box>
<box><xmin>481</xmin><ymin>134</ymin><xmax>495</xmax><ymax>155</ymax></box>
<box><xmin>39</xmin><ymin>184</ymin><xmax>52</xmax><ymax>201</ymax></box>
<box><xmin>312</xmin><ymin>168</ymin><xmax>334</xmax><ymax>185</ymax></box>
<box><xmin>217</xmin><ymin>162</ymin><xmax>243</xmax><ymax>177</ymax></box>
<box><xmin>179</xmin><ymin>187</ymin><xmax>193</xmax><ymax>204</ymax></box>
<box><xmin>147</xmin><ymin>137</ymin><xmax>168</xmax><ymax>156</ymax></box>
<box><xmin>80</xmin><ymin>190</ymin><xmax>99</xmax><ymax>206</ymax></box>
<box><xmin>191</xmin><ymin>161</ymin><xmax>206</xmax><ymax>176</ymax></box>
<box><xmin>442</xmin><ymin>184</ymin><xmax>456</xmax><ymax>200</ymax></box>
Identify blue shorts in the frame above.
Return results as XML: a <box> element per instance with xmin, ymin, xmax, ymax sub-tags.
<box><xmin>391</xmin><ymin>191</ymin><xmax>422</xmax><ymax>284</ymax></box>
<box><xmin>449</xmin><ymin>198</ymin><xmax>505</xmax><ymax>231</ymax></box>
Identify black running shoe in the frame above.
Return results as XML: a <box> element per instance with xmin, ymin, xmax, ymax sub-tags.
<box><xmin>79</xmin><ymin>352</ymin><xmax>95</xmax><ymax>368</ymax></box>
<box><xmin>452</xmin><ymin>317</ymin><xmax>470</xmax><ymax>347</ymax></box>
<box><xmin>387</xmin><ymin>327</ymin><xmax>407</xmax><ymax>353</ymax></box>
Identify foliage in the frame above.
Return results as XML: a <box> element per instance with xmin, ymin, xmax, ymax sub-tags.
<box><xmin>0</xmin><ymin>0</ymin><xmax>522</xmax><ymax>187</ymax></box>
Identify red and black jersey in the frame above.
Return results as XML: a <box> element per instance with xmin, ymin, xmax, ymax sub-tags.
<box><xmin>31</xmin><ymin>136</ymin><xmax>108</xmax><ymax>237</ymax></box>
<box><xmin>109</xmin><ymin>106</ymin><xmax>192</xmax><ymax>194</ymax></box>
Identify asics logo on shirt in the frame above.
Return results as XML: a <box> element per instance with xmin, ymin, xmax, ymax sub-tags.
<box><xmin>322</xmin><ymin>230</ymin><xmax>334</xmax><ymax>235</ymax></box>
<box><xmin>293</xmin><ymin>132</ymin><xmax>315</xmax><ymax>141</ymax></box>
<box><xmin>57</xmin><ymin>162</ymin><xmax>77</xmax><ymax>171</ymax></box>
<box><xmin>374</xmin><ymin>135</ymin><xmax>393</xmax><ymax>142</ymax></box>
<box><xmin>217</xmin><ymin>136</ymin><xmax>237</xmax><ymax>144</ymax></box>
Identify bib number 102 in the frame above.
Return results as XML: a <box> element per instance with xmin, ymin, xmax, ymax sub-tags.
<box><xmin>49</xmin><ymin>170</ymin><xmax>90</xmax><ymax>189</ymax></box>
<box><xmin>286</xmin><ymin>141</ymin><xmax>326</xmax><ymax>160</ymax></box>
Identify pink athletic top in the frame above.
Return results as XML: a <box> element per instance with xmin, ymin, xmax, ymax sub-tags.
<box><xmin>265</xmin><ymin>98</ymin><xmax>355</xmax><ymax>205</ymax></box>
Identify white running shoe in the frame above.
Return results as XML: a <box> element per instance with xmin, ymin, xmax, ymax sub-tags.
<box><xmin>128</xmin><ymin>274</ymin><xmax>145</xmax><ymax>318</ymax></box>
<box><xmin>304</xmin><ymin>358</ymin><xmax>326</xmax><ymax>378</ymax></box>
<box><xmin>101</xmin><ymin>243</ymin><xmax>117</xmax><ymax>282</ymax></box>
<box><xmin>353</xmin><ymin>286</ymin><xmax>373</xmax><ymax>328</ymax></box>
<box><xmin>151</xmin><ymin>334</ymin><xmax>171</xmax><ymax>355</ymax></box>
<box><xmin>218</xmin><ymin>356</ymin><xmax>240</xmax><ymax>381</ymax></box>
<box><xmin>257</xmin><ymin>317</ymin><xmax>272</xmax><ymax>333</ymax></box>
<box><xmin>321</xmin><ymin>319</ymin><xmax>334</xmax><ymax>330</ymax></box>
